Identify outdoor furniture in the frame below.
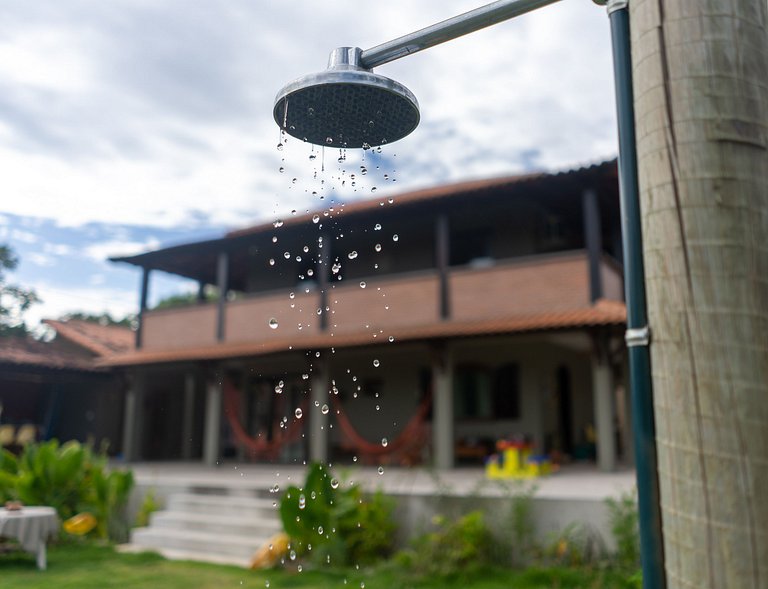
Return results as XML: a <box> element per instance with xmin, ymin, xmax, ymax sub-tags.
<box><xmin>0</xmin><ymin>506</ymin><xmax>59</xmax><ymax>569</ymax></box>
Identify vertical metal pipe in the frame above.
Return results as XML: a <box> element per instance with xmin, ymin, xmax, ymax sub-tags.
<box><xmin>607</xmin><ymin>3</ymin><xmax>666</xmax><ymax>588</ymax></box>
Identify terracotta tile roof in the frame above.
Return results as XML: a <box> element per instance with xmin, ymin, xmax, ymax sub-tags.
<box><xmin>99</xmin><ymin>298</ymin><xmax>625</xmax><ymax>367</ymax></box>
<box><xmin>0</xmin><ymin>336</ymin><xmax>99</xmax><ymax>372</ymax></box>
<box><xmin>44</xmin><ymin>320</ymin><xmax>134</xmax><ymax>357</ymax></box>
<box><xmin>226</xmin><ymin>160</ymin><xmax>616</xmax><ymax>239</ymax></box>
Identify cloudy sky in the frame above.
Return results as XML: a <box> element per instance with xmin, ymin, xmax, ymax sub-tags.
<box><xmin>0</xmin><ymin>0</ymin><xmax>617</xmax><ymax>327</ymax></box>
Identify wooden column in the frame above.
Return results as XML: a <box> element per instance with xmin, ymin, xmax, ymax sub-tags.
<box><xmin>582</xmin><ymin>188</ymin><xmax>603</xmax><ymax>303</ymax></box>
<box><xmin>216</xmin><ymin>252</ymin><xmax>229</xmax><ymax>342</ymax></box>
<box><xmin>318</xmin><ymin>233</ymin><xmax>330</xmax><ymax>331</ymax></box>
<box><xmin>135</xmin><ymin>267</ymin><xmax>150</xmax><ymax>349</ymax></box>
<box><xmin>196</xmin><ymin>281</ymin><xmax>206</xmax><ymax>303</ymax></box>
<box><xmin>122</xmin><ymin>370</ymin><xmax>146</xmax><ymax>462</ymax></box>
<box><xmin>435</xmin><ymin>214</ymin><xmax>451</xmax><ymax>319</ymax></box>
<box><xmin>181</xmin><ymin>370</ymin><xmax>197</xmax><ymax>460</ymax></box>
<box><xmin>592</xmin><ymin>334</ymin><xmax>616</xmax><ymax>472</ymax></box>
<box><xmin>309</xmin><ymin>359</ymin><xmax>329</xmax><ymax>463</ymax></box>
<box><xmin>431</xmin><ymin>344</ymin><xmax>454</xmax><ymax>469</ymax></box>
<box><xmin>203</xmin><ymin>377</ymin><xmax>222</xmax><ymax>466</ymax></box>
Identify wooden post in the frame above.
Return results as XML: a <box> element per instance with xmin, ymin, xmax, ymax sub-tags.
<box><xmin>309</xmin><ymin>359</ymin><xmax>329</xmax><ymax>463</ymax></box>
<box><xmin>631</xmin><ymin>0</ymin><xmax>768</xmax><ymax>585</ymax></box>
<box><xmin>431</xmin><ymin>344</ymin><xmax>454</xmax><ymax>469</ymax></box>
<box><xmin>203</xmin><ymin>377</ymin><xmax>222</xmax><ymax>466</ymax></box>
<box><xmin>216</xmin><ymin>252</ymin><xmax>229</xmax><ymax>342</ymax></box>
<box><xmin>135</xmin><ymin>267</ymin><xmax>150</xmax><ymax>349</ymax></box>
<box><xmin>181</xmin><ymin>370</ymin><xmax>197</xmax><ymax>460</ymax></box>
<box><xmin>122</xmin><ymin>370</ymin><xmax>145</xmax><ymax>462</ymax></box>
<box><xmin>582</xmin><ymin>188</ymin><xmax>603</xmax><ymax>302</ymax></box>
<box><xmin>435</xmin><ymin>213</ymin><xmax>451</xmax><ymax>319</ymax></box>
<box><xmin>592</xmin><ymin>333</ymin><xmax>616</xmax><ymax>472</ymax></box>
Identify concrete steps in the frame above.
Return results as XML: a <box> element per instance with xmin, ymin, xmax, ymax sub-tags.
<box><xmin>122</xmin><ymin>492</ymin><xmax>283</xmax><ymax>568</ymax></box>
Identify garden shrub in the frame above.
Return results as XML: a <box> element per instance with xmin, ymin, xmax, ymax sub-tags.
<box><xmin>606</xmin><ymin>490</ymin><xmax>640</xmax><ymax>570</ymax></box>
<box><xmin>398</xmin><ymin>510</ymin><xmax>495</xmax><ymax>577</ymax></box>
<box><xmin>279</xmin><ymin>463</ymin><xmax>395</xmax><ymax>567</ymax></box>
<box><xmin>0</xmin><ymin>440</ymin><xmax>133</xmax><ymax>542</ymax></box>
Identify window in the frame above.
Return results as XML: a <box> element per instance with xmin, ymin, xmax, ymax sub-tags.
<box><xmin>454</xmin><ymin>363</ymin><xmax>519</xmax><ymax>420</ymax></box>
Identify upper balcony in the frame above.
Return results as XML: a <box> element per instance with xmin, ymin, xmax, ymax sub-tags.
<box><xmin>138</xmin><ymin>251</ymin><xmax>624</xmax><ymax>355</ymax></box>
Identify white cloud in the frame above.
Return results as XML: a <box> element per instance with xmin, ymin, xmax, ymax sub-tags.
<box><xmin>24</xmin><ymin>281</ymin><xmax>137</xmax><ymax>325</ymax></box>
<box><xmin>83</xmin><ymin>238</ymin><xmax>162</xmax><ymax>263</ymax></box>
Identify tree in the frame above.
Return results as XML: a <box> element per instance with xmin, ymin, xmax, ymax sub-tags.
<box><xmin>0</xmin><ymin>244</ymin><xmax>40</xmax><ymax>336</ymax></box>
<box><xmin>59</xmin><ymin>311</ymin><xmax>135</xmax><ymax>328</ymax></box>
<box><xmin>631</xmin><ymin>1</ymin><xmax>768</xmax><ymax>587</ymax></box>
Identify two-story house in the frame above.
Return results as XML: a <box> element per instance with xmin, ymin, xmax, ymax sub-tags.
<box><xmin>106</xmin><ymin>160</ymin><xmax>630</xmax><ymax>471</ymax></box>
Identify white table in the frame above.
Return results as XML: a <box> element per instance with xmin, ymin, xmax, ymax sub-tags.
<box><xmin>0</xmin><ymin>506</ymin><xmax>60</xmax><ymax>569</ymax></box>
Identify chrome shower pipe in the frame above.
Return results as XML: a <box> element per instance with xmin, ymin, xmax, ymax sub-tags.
<box><xmin>360</xmin><ymin>0</ymin><xmax>563</xmax><ymax>69</ymax></box>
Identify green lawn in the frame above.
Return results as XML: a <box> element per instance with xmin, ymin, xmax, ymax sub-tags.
<box><xmin>0</xmin><ymin>542</ymin><xmax>636</xmax><ymax>589</ymax></box>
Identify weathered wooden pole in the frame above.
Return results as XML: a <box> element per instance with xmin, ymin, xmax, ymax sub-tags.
<box><xmin>631</xmin><ymin>1</ymin><xmax>768</xmax><ymax>587</ymax></box>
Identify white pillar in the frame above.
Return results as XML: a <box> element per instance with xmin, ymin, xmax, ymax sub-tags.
<box><xmin>122</xmin><ymin>371</ymin><xmax>145</xmax><ymax>462</ymax></box>
<box><xmin>592</xmin><ymin>352</ymin><xmax>616</xmax><ymax>471</ymax></box>
<box><xmin>203</xmin><ymin>379</ymin><xmax>222</xmax><ymax>466</ymax></box>
<box><xmin>309</xmin><ymin>361</ymin><xmax>329</xmax><ymax>464</ymax></box>
<box><xmin>181</xmin><ymin>370</ymin><xmax>196</xmax><ymax>460</ymax></box>
<box><xmin>432</xmin><ymin>346</ymin><xmax>454</xmax><ymax>470</ymax></box>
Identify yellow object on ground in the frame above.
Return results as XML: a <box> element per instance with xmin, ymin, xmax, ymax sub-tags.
<box><xmin>485</xmin><ymin>442</ymin><xmax>552</xmax><ymax>479</ymax></box>
<box><xmin>63</xmin><ymin>512</ymin><xmax>98</xmax><ymax>535</ymax></box>
<box><xmin>249</xmin><ymin>532</ymin><xmax>290</xmax><ymax>569</ymax></box>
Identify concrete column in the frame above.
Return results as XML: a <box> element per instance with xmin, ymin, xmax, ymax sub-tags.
<box><xmin>592</xmin><ymin>345</ymin><xmax>617</xmax><ymax>471</ymax></box>
<box><xmin>432</xmin><ymin>346</ymin><xmax>454</xmax><ymax>470</ymax></box>
<box><xmin>181</xmin><ymin>370</ymin><xmax>197</xmax><ymax>460</ymax></box>
<box><xmin>135</xmin><ymin>267</ymin><xmax>151</xmax><ymax>349</ymax></box>
<box><xmin>122</xmin><ymin>370</ymin><xmax>145</xmax><ymax>462</ymax></box>
<box><xmin>203</xmin><ymin>378</ymin><xmax>222</xmax><ymax>466</ymax></box>
<box><xmin>309</xmin><ymin>360</ymin><xmax>329</xmax><ymax>463</ymax></box>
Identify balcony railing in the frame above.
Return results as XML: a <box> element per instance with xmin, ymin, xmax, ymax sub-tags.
<box><xmin>139</xmin><ymin>251</ymin><xmax>621</xmax><ymax>352</ymax></box>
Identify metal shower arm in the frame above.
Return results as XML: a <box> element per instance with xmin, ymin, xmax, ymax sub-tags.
<box><xmin>360</xmin><ymin>0</ymin><xmax>564</xmax><ymax>69</ymax></box>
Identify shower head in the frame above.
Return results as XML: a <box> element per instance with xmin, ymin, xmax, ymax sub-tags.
<box><xmin>273</xmin><ymin>47</ymin><xmax>420</xmax><ymax>149</ymax></box>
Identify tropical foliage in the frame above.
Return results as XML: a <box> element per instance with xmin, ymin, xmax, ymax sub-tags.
<box><xmin>0</xmin><ymin>440</ymin><xmax>134</xmax><ymax>541</ymax></box>
<box><xmin>279</xmin><ymin>462</ymin><xmax>395</xmax><ymax>566</ymax></box>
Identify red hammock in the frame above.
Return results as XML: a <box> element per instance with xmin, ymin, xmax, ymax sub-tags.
<box><xmin>331</xmin><ymin>391</ymin><xmax>432</xmax><ymax>465</ymax></box>
<box><xmin>223</xmin><ymin>377</ymin><xmax>306</xmax><ymax>461</ymax></box>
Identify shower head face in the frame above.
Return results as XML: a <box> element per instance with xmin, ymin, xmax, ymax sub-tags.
<box><xmin>273</xmin><ymin>49</ymin><xmax>420</xmax><ymax>149</ymax></box>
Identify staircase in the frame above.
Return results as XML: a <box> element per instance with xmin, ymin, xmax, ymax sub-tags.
<box><xmin>124</xmin><ymin>492</ymin><xmax>283</xmax><ymax>567</ymax></box>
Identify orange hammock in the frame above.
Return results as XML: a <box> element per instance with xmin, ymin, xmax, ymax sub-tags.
<box><xmin>223</xmin><ymin>377</ymin><xmax>306</xmax><ymax>461</ymax></box>
<box><xmin>331</xmin><ymin>390</ymin><xmax>432</xmax><ymax>464</ymax></box>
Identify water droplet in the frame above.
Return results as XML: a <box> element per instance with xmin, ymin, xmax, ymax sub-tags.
<box><xmin>321</xmin><ymin>404</ymin><xmax>329</xmax><ymax>415</ymax></box>
<box><xmin>295</xmin><ymin>408</ymin><xmax>303</xmax><ymax>419</ymax></box>
<box><xmin>330</xmin><ymin>478</ymin><xmax>339</xmax><ymax>489</ymax></box>
<box><xmin>289</xmin><ymin>292</ymin><xmax>295</xmax><ymax>300</ymax></box>
<box><xmin>374</xmin><ymin>244</ymin><xmax>382</xmax><ymax>252</ymax></box>
<box><xmin>377</xmin><ymin>467</ymin><xmax>384</xmax><ymax>475</ymax></box>
<box><xmin>269</xmin><ymin>258</ymin><xmax>275</xmax><ymax>266</ymax></box>
<box><xmin>381</xmin><ymin>438</ymin><xmax>388</xmax><ymax>447</ymax></box>
<box><xmin>272</xmin><ymin>236</ymin><xmax>278</xmax><ymax>243</ymax></box>
<box><xmin>318</xmin><ymin>525</ymin><xmax>324</xmax><ymax>535</ymax></box>
<box><xmin>373</xmin><ymin>359</ymin><xmax>380</xmax><ymax>368</ymax></box>
<box><xmin>388</xmin><ymin>198</ymin><xmax>394</xmax><ymax>204</ymax></box>
<box><xmin>371</xmin><ymin>187</ymin><xmax>377</xmax><ymax>193</ymax></box>
<box><xmin>388</xmin><ymin>335</ymin><xmax>395</xmax><ymax>343</ymax></box>
<box><xmin>302</xmin><ymin>373</ymin><xmax>309</xmax><ymax>380</ymax></box>
<box><xmin>298</xmin><ymin>494</ymin><xmax>306</xmax><ymax>509</ymax></box>
<box><xmin>284</xmin><ymin>252</ymin><xmax>291</xmax><ymax>259</ymax></box>
<box><xmin>312</xmin><ymin>214</ymin><xmax>320</xmax><ymax>223</ymax></box>
<box><xmin>332</xmin><ymin>262</ymin><xmax>341</xmax><ymax>274</ymax></box>
<box><xmin>392</xmin><ymin>234</ymin><xmax>399</xmax><ymax>242</ymax></box>
<box><xmin>268</xmin><ymin>318</ymin><xmax>279</xmax><ymax>329</ymax></box>
<box><xmin>359</xmin><ymin>281</ymin><xmax>366</xmax><ymax>289</ymax></box>
<box><xmin>374</xmin><ymin>223</ymin><xmax>382</xmax><ymax>231</ymax></box>
<box><xmin>290</xmin><ymin>549</ymin><xmax>297</xmax><ymax>560</ymax></box>
<box><xmin>309</xmin><ymin>153</ymin><xmax>317</xmax><ymax>161</ymax></box>
<box><xmin>297</xmin><ymin>564</ymin><xmax>303</xmax><ymax>572</ymax></box>
<box><xmin>276</xmin><ymin>143</ymin><xmax>283</xmax><ymax>151</ymax></box>
<box><xmin>348</xmin><ymin>251</ymin><xmax>358</xmax><ymax>260</ymax></box>
<box><xmin>325</xmin><ymin>137</ymin><xmax>333</xmax><ymax>144</ymax></box>
<box><xmin>308</xmin><ymin>107</ymin><xmax>315</xmax><ymax>118</ymax></box>
<box><xmin>279</xmin><ymin>166</ymin><xmax>285</xmax><ymax>173</ymax></box>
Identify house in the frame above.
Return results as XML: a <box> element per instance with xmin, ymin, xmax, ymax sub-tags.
<box><xmin>0</xmin><ymin>320</ymin><xmax>131</xmax><ymax>454</ymax></box>
<box><xmin>106</xmin><ymin>160</ymin><xmax>632</xmax><ymax>471</ymax></box>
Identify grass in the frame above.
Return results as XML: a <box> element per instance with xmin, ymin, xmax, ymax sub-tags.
<box><xmin>0</xmin><ymin>541</ymin><xmax>636</xmax><ymax>589</ymax></box>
